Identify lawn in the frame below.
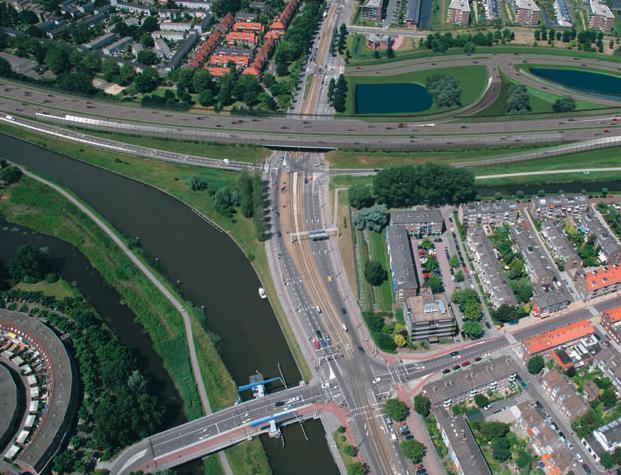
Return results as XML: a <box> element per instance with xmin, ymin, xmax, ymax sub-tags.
<box><xmin>14</xmin><ymin>278</ymin><xmax>77</xmax><ymax>299</ymax></box>
<box><xmin>344</xmin><ymin>65</ymin><xmax>489</xmax><ymax>116</ymax></box>
<box><xmin>473</xmin><ymin>70</ymin><xmax>607</xmax><ymax>117</ymax></box>
<box><xmin>0</xmin><ymin>120</ymin><xmax>311</xmax><ymax>386</ymax></box>
<box><xmin>368</xmin><ymin>229</ymin><xmax>394</xmax><ymax>312</ymax></box>
<box><xmin>68</xmin><ymin>127</ymin><xmax>270</xmax><ymax>163</ymax></box>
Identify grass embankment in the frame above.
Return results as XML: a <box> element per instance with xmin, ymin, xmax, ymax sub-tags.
<box><xmin>344</xmin><ymin>66</ymin><xmax>488</xmax><ymax>116</ymax></box>
<box><xmin>473</xmin><ymin>70</ymin><xmax>606</xmax><ymax>117</ymax></box>
<box><xmin>326</xmin><ymin>145</ymin><xmax>547</xmax><ymax>169</ymax></box>
<box><xmin>0</xmin><ymin>178</ymin><xmax>269</xmax><ymax>474</ymax></box>
<box><xmin>76</xmin><ymin>128</ymin><xmax>270</xmax><ymax>163</ymax></box>
<box><xmin>14</xmin><ymin>278</ymin><xmax>77</xmax><ymax>299</ymax></box>
<box><xmin>333</xmin><ymin>429</ymin><xmax>359</xmax><ymax>472</ymax></box>
<box><xmin>0</xmin><ymin>120</ymin><xmax>311</xmax><ymax>386</ymax></box>
<box><xmin>347</xmin><ymin>43</ymin><xmax>621</xmax><ymax>66</ymax></box>
<box><xmin>335</xmin><ymin>188</ymin><xmax>358</xmax><ymax>299</ymax></box>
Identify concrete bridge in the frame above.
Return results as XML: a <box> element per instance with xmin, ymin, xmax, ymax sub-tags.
<box><xmin>106</xmin><ymin>384</ymin><xmax>328</xmax><ymax>474</ymax></box>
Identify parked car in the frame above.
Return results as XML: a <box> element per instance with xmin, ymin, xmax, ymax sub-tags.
<box><xmin>450</xmin><ymin>351</ymin><xmax>460</xmax><ymax>358</ymax></box>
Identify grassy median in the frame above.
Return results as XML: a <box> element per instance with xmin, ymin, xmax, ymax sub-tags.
<box><xmin>0</xmin><ymin>176</ymin><xmax>271</xmax><ymax>474</ymax></box>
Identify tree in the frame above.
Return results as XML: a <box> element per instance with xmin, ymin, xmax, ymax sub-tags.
<box><xmin>190</xmin><ymin>176</ymin><xmax>208</xmax><ymax>192</ymax></box>
<box><xmin>516</xmin><ymin>450</ymin><xmax>532</xmax><ymax>469</ymax></box>
<box><xmin>463</xmin><ymin>321</ymin><xmax>484</xmax><ymax>339</ymax></box>
<box><xmin>133</xmin><ymin>67</ymin><xmax>160</xmax><ymax>93</ymax></box>
<box><xmin>0</xmin><ymin>56</ymin><xmax>11</xmax><ymax>77</ymax></box>
<box><xmin>394</xmin><ymin>334</ymin><xmax>406</xmax><ymax>347</ymax></box>
<box><xmin>553</xmin><ymin>96</ymin><xmax>576</xmax><ymax>113</ymax></box>
<box><xmin>400</xmin><ymin>439</ymin><xmax>426</xmax><ymax>461</ymax></box>
<box><xmin>332</xmin><ymin>74</ymin><xmax>348</xmax><ymax>112</ymax></box>
<box><xmin>192</xmin><ymin>69</ymin><xmax>214</xmax><ymax>93</ymax></box>
<box><xmin>474</xmin><ymin>393</ymin><xmax>489</xmax><ymax>407</ymax></box>
<box><xmin>353</xmin><ymin>204</ymin><xmax>389</xmax><ymax>232</ymax></box>
<box><xmin>102</xmin><ymin>58</ymin><xmax>120</xmax><ymax>82</ymax></box>
<box><xmin>384</xmin><ymin>398</ymin><xmax>409</xmax><ymax>421</ymax></box>
<box><xmin>426</xmin><ymin>74</ymin><xmax>461</xmax><ymax>108</ymax></box>
<box><xmin>493</xmin><ymin>304</ymin><xmax>519</xmax><ymax>323</ymax></box>
<box><xmin>464</xmin><ymin>41</ymin><xmax>476</xmax><ymax>55</ymax></box>
<box><xmin>142</xmin><ymin>16</ymin><xmax>159</xmax><ymax>32</ymax></box>
<box><xmin>491</xmin><ymin>438</ymin><xmax>511</xmax><ymax>462</ymax></box>
<box><xmin>365</xmin><ymin>260</ymin><xmax>387</xmax><ymax>286</ymax></box>
<box><xmin>343</xmin><ymin>444</ymin><xmax>357</xmax><ymax>456</ymax></box>
<box><xmin>214</xmin><ymin>186</ymin><xmax>237</xmax><ymax>217</ymax></box>
<box><xmin>601</xmin><ymin>387</ymin><xmax>617</xmax><ymax>408</ymax></box>
<box><xmin>0</xmin><ymin>165</ymin><xmax>22</xmax><ymax>184</ymax></box>
<box><xmin>373</xmin><ymin>164</ymin><xmax>475</xmax><ymax>208</ymax></box>
<box><xmin>59</xmin><ymin>71</ymin><xmax>94</xmax><ymax>94</ymax></box>
<box><xmin>479</xmin><ymin>421</ymin><xmax>510</xmax><ymax>441</ymax></box>
<box><xmin>8</xmin><ymin>244</ymin><xmax>47</xmax><ymax>282</ymax></box>
<box><xmin>452</xmin><ymin>289</ymin><xmax>479</xmax><ymax>306</ymax></box>
<box><xmin>140</xmin><ymin>33</ymin><xmax>155</xmax><ymax>48</ymax></box>
<box><xmin>137</xmin><ymin>50</ymin><xmax>158</xmax><ymax>66</ymax></box>
<box><xmin>327</xmin><ymin>77</ymin><xmax>336</xmax><ymax>105</ymax></box>
<box><xmin>198</xmin><ymin>89</ymin><xmax>215</xmax><ymax>107</ymax></box>
<box><xmin>425</xmin><ymin>275</ymin><xmax>444</xmax><ymax>293</ymax></box>
<box><xmin>506</xmin><ymin>84</ymin><xmax>531</xmax><ymax>114</ymax></box>
<box><xmin>527</xmin><ymin>355</ymin><xmax>545</xmax><ymax>374</ymax></box>
<box><xmin>238</xmin><ymin>172</ymin><xmax>254</xmax><ymax>218</ymax></box>
<box><xmin>463</xmin><ymin>301</ymin><xmax>482</xmax><ymax>320</ymax></box>
<box><xmin>118</xmin><ymin>63</ymin><xmax>136</xmax><ymax>86</ymax></box>
<box><xmin>449</xmin><ymin>255</ymin><xmax>460</xmax><ymax>268</ymax></box>
<box><xmin>454</xmin><ymin>270</ymin><xmax>465</xmax><ymax>282</ymax></box>
<box><xmin>45</xmin><ymin>45</ymin><xmax>70</xmax><ymax>74</ymax></box>
<box><xmin>348</xmin><ymin>462</ymin><xmax>367</xmax><ymax>475</ymax></box>
<box><xmin>414</xmin><ymin>394</ymin><xmax>431</xmax><ymax>417</ymax></box>
<box><xmin>348</xmin><ymin>184</ymin><xmax>375</xmax><ymax>209</ymax></box>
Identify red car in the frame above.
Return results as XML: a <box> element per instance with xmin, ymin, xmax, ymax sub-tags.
<box><xmin>461</xmin><ymin>360</ymin><xmax>471</xmax><ymax>367</ymax></box>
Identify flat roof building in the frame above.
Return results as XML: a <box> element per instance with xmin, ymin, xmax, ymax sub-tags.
<box><xmin>386</xmin><ymin>225</ymin><xmax>419</xmax><ymax>302</ymax></box>
<box><xmin>590</xmin><ymin>0</ymin><xmax>615</xmax><ymax>32</ymax></box>
<box><xmin>594</xmin><ymin>417</ymin><xmax>621</xmax><ymax>452</ymax></box>
<box><xmin>390</xmin><ymin>207</ymin><xmax>444</xmax><ymax>237</ymax></box>
<box><xmin>576</xmin><ymin>264</ymin><xmax>621</xmax><ymax>300</ymax></box>
<box><xmin>530</xmin><ymin>194</ymin><xmax>588</xmax><ymax>220</ymax></box>
<box><xmin>361</xmin><ymin>0</ymin><xmax>382</xmax><ymax>21</ymax></box>
<box><xmin>404</xmin><ymin>288</ymin><xmax>457</xmax><ymax>342</ymax></box>
<box><xmin>423</xmin><ymin>356</ymin><xmax>517</xmax><ymax>407</ymax></box>
<box><xmin>102</xmin><ymin>36</ymin><xmax>133</xmax><ymax>55</ymax></box>
<box><xmin>459</xmin><ymin>200</ymin><xmax>519</xmax><ymax>227</ymax></box>
<box><xmin>513</xmin><ymin>0</ymin><xmax>540</xmax><ymax>25</ymax></box>
<box><xmin>531</xmin><ymin>285</ymin><xmax>572</xmax><ymax>317</ymax></box>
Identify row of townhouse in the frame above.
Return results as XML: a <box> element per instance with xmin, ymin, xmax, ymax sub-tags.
<box><xmin>390</xmin><ymin>208</ymin><xmax>444</xmax><ymax>237</ymax></box>
<box><xmin>540</xmin><ymin>368</ymin><xmax>590</xmax><ymax>419</ymax></box>
<box><xmin>510</xmin><ymin>220</ymin><xmax>557</xmax><ymax>288</ymax></box>
<box><xmin>540</xmin><ymin>219</ymin><xmax>582</xmax><ymax>272</ymax></box>
<box><xmin>459</xmin><ymin>200</ymin><xmax>518</xmax><ymax>227</ymax></box>
<box><xmin>467</xmin><ymin>227</ymin><xmax>517</xmax><ymax>308</ymax></box>
<box><xmin>575</xmin><ymin>209</ymin><xmax>621</xmax><ymax>264</ymax></box>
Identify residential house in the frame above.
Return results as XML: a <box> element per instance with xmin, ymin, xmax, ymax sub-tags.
<box><xmin>512</xmin><ymin>0</ymin><xmax>541</xmax><ymax>25</ymax></box>
<box><xmin>530</xmin><ymin>194</ymin><xmax>588</xmax><ymax>220</ymax></box>
<box><xmin>575</xmin><ymin>210</ymin><xmax>621</xmax><ymax>264</ymax></box>
<box><xmin>361</xmin><ymin>0</ymin><xmax>382</xmax><ymax>21</ymax></box>
<box><xmin>575</xmin><ymin>264</ymin><xmax>621</xmax><ymax>300</ymax></box>
<box><xmin>602</xmin><ymin>306</ymin><xmax>621</xmax><ymax>345</ymax></box>
<box><xmin>467</xmin><ymin>228</ymin><xmax>517</xmax><ymax>308</ymax></box>
<box><xmin>540</xmin><ymin>220</ymin><xmax>582</xmax><ymax>272</ymax></box>
<box><xmin>102</xmin><ymin>36</ymin><xmax>133</xmax><ymax>55</ymax></box>
<box><xmin>520</xmin><ymin>320</ymin><xmax>595</xmax><ymax>357</ymax></box>
<box><xmin>541</xmin><ymin>369</ymin><xmax>589</xmax><ymax>419</ymax></box>
<box><xmin>590</xmin><ymin>0</ymin><xmax>615</xmax><ymax>32</ymax></box>
<box><xmin>510</xmin><ymin>220</ymin><xmax>557</xmax><ymax>288</ymax></box>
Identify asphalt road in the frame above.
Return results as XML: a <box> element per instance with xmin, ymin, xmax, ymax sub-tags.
<box><xmin>1</xmin><ymin>52</ymin><xmax>621</xmax><ymax>150</ymax></box>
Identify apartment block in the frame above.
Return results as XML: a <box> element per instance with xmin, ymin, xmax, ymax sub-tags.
<box><xmin>467</xmin><ymin>228</ymin><xmax>517</xmax><ymax>308</ymax></box>
<box><xmin>530</xmin><ymin>194</ymin><xmax>588</xmax><ymax>220</ymax></box>
<box><xmin>390</xmin><ymin>207</ymin><xmax>444</xmax><ymax>237</ymax></box>
<box><xmin>447</xmin><ymin>0</ymin><xmax>470</xmax><ymax>25</ymax></box>
<box><xmin>531</xmin><ymin>286</ymin><xmax>572</xmax><ymax>317</ymax></box>
<box><xmin>459</xmin><ymin>201</ymin><xmax>518</xmax><ymax>227</ymax></box>
<box><xmin>602</xmin><ymin>306</ymin><xmax>621</xmax><ymax>345</ymax></box>
<box><xmin>521</xmin><ymin>320</ymin><xmax>595</xmax><ymax>357</ymax></box>
<box><xmin>513</xmin><ymin>0</ymin><xmax>541</xmax><ymax>25</ymax></box>
<box><xmin>386</xmin><ymin>225</ymin><xmax>419</xmax><ymax>303</ymax></box>
<box><xmin>541</xmin><ymin>369</ymin><xmax>589</xmax><ymax>419</ymax></box>
<box><xmin>590</xmin><ymin>0</ymin><xmax>615</xmax><ymax>32</ymax></box>
<box><xmin>361</xmin><ymin>0</ymin><xmax>382</xmax><ymax>21</ymax></box>
<box><xmin>404</xmin><ymin>288</ymin><xmax>457</xmax><ymax>342</ymax></box>
<box><xmin>510</xmin><ymin>220</ymin><xmax>557</xmax><ymax>288</ymax></box>
<box><xmin>423</xmin><ymin>356</ymin><xmax>517</xmax><ymax>407</ymax></box>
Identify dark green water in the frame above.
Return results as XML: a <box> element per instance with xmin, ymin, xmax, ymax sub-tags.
<box><xmin>354</xmin><ymin>82</ymin><xmax>433</xmax><ymax>114</ymax></box>
<box><xmin>530</xmin><ymin>67</ymin><xmax>621</xmax><ymax>100</ymax></box>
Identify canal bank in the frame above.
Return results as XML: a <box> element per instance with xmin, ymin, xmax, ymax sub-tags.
<box><xmin>0</xmin><ymin>135</ymin><xmax>337</xmax><ymax>473</ymax></box>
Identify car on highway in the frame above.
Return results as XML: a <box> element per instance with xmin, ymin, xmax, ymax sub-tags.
<box><xmin>357</xmin><ymin>345</ymin><xmax>365</xmax><ymax>353</ymax></box>
<box><xmin>452</xmin><ymin>364</ymin><xmax>461</xmax><ymax>371</ymax></box>
<box><xmin>275</xmin><ymin>401</ymin><xmax>285</xmax><ymax>407</ymax></box>
<box><xmin>450</xmin><ymin>351</ymin><xmax>460</xmax><ymax>358</ymax></box>
<box><xmin>442</xmin><ymin>368</ymin><xmax>451</xmax><ymax>374</ymax></box>
<box><xmin>461</xmin><ymin>360</ymin><xmax>471</xmax><ymax>367</ymax></box>
<box><xmin>287</xmin><ymin>396</ymin><xmax>301</xmax><ymax>404</ymax></box>
<box><xmin>576</xmin><ymin>453</ymin><xmax>583</xmax><ymax>463</ymax></box>
<box><xmin>372</xmin><ymin>377</ymin><xmax>381</xmax><ymax>383</ymax></box>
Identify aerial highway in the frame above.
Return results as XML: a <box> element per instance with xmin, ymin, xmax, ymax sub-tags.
<box><xmin>0</xmin><ymin>52</ymin><xmax>620</xmax><ymax>150</ymax></box>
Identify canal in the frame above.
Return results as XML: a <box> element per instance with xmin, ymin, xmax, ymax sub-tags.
<box><xmin>0</xmin><ymin>134</ymin><xmax>338</xmax><ymax>474</ymax></box>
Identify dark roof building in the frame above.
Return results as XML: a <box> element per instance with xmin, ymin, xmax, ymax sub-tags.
<box><xmin>390</xmin><ymin>207</ymin><xmax>444</xmax><ymax>237</ymax></box>
<box><xmin>0</xmin><ymin>363</ymin><xmax>20</xmax><ymax>451</ymax></box>
<box><xmin>386</xmin><ymin>225</ymin><xmax>419</xmax><ymax>302</ymax></box>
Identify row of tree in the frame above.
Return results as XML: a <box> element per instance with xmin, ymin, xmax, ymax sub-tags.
<box><xmin>238</xmin><ymin>172</ymin><xmax>267</xmax><ymax>240</ymax></box>
<box><xmin>422</xmin><ymin>30</ymin><xmax>515</xmax><ymax>53</ymax></box>
<box><xmin>328</xmin><ymin>74</ymin><xmax>348</xmax><ymax>112</ymax></box>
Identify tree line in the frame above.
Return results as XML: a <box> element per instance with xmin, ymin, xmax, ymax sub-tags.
<box><xmin>422</xmin><ymin>29</ymin><xmax>515</xmax><ymax>53</ymax></box>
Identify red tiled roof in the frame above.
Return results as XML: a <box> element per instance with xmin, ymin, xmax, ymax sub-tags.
<box><xmin>584</xmin><ymin>264</ymin><xmax>621</xmax><ymax>292</ymax></box>
<box><xmin>233</xmin><ymin>21</ymin><xmax>264</xmax><ymax>32</ymax></box>
<box><xmin>523</xmin><ymin>320</ymin><xmax>594</xmax><ymax>354</ymax></box>
<box><xmin>605</xmin><ymin>305</ymin><xmax>621</xmax><ymax>323</ymax></box>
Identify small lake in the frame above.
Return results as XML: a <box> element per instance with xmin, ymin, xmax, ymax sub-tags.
<box><xmin>354</xmin><ymin>83</ymin><xmax>433</xmax><ymax>114</ymax></box>
<box><xmin>530</xmin><ymin>67</ymin><xmax>621</xmax><ymax>100</ymax></box>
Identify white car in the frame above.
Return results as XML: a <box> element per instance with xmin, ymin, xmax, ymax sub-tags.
<box><xmin>372</xmin><ymin>377</ymin><xmax>381</xmax><ymax>384</ymax></box>
<box><xmin>287</xmin><ymin>396</ymin><xmax>301</xmax><ymax>404</ymax></box>
<box><xmin>576</xmin><ymin>454</ymin><xmax>583</xmax><ymax>463</ymax></box>
<box><xmin>321</xmin><ymin>382</ymin><xmax>330</xmax><ymax>389</ymax></box>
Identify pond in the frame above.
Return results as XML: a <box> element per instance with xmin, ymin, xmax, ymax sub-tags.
<box><xmin>354</xmin><ymin>82</ymin><xmax>433</xmax><ymax>114</ymax></box>
<box><xmin>530</xmin><ymin>67</ymin><xmax>621</xmax><ymax>100</ymax></box>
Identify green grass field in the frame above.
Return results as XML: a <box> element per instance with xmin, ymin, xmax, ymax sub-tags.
<box><xmin>14</xmin><ymin>279</ymin><xmax>77</xmax><ymax>299</ymax></box>
<box><xmin>344</xmin><ymin>65</ymin><xmax>488</xmax><ymax>116</ymax></box>
<box><xmin>368</xmin><ymin>230</ymin><xmax>394</xmax><ymax>312</ymax></box>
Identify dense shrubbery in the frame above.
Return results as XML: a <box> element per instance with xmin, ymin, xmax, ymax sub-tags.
<box><xmin>506</xmin><ymin>84</ymin><xmax>531</xmax><ymax>115</ymax></box>
<box><xmin>373</xmin><ymin>164</ymin><xmax>475</xmax><ymax>208</ymax></box>
<box><xmin>425</xmin><ymin>74</ymin><xmax>461</xmax><ymax>109</ymax></box>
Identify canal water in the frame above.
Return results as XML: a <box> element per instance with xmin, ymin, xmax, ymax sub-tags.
<box><xmin>530</xmin><ymin>67</ymin><xmax>621</xmax><ymax>100</ymax></box>
<box><xmin>0</xmin><ymin>134</ymin><xmax>338</xmax><ymax>474</ymax></box>
<box><xmin>354</xmin><ymin>82</ymin><xmax>433</xmax><ymax>114</ymax></box>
